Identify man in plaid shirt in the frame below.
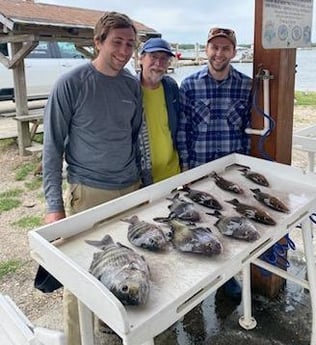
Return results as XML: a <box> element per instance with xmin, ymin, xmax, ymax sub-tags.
<box><xmin>177</xmin><ymin>27</ymin><xmax>253</xmax><ymax>300</ymax></box>
<box><xmin>177</xmin><ymin>27</ymin><xmax>252</xmax><ymax>170</ymax></box>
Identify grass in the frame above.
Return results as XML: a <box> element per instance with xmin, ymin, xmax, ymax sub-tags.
<box><xmin>0</xmin><ymin>188</ymin><xmax>23</xmax><ymax>198</ymax></box>
<box><xmin>15</xmin><ymin>162</ymin><xmax>38</xmax><ymax>181</ymax></box>
<box><xmin>25</xmin><ymin>178</ymin><xmax>42</xmax><ymax>191</ymax></box>
<box><xmin>12</xmin><ymin>215</ymin><xmax>43</xmax><ymax>229</ymax></box>
<box><xmin>0</xmin><ymin>198</ymin><xmax>21</xmax><ymax>212</ymax></box>
<box><xmin>295</xmin><ymin>91</ymin><xmax>316</xmax><ymax>106</ymax></box>
<box><xmin>0</xmin><ymin>259</ymin><xmax>22</xmax><ymax>279</ymax></box>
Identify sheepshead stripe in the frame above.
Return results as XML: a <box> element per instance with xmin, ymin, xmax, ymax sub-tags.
<box><xmin>128</xmin><ymin>221</ymin><xmax>152</xmax><ymax>240</ymax></box>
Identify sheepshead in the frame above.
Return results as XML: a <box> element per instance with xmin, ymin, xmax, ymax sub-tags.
<box><xmin>239</xmin><ymin>168</ymin><xmax>270</xmax><ymax>187</ymax></box>
<box><xmin>167</xmin><ymin>219</ymin><xmax>223</xmax><ymax>256</ymax></box>
<box><xmin>121</xmin><ymin>215</ymin><xmax>170</xmax><ymax>251</ymax></box>
<box><xmin>226</xmin><ymin>198</ymin><xmax>276</xmax><ymax>225</ymax></box>
<box><xmin>153</xmin><ymin>193</ymin><xmax>201</xmax><ymax>223</ymax></box>
<box><xmin>85</xmin><ymin>235</ymin><xmax>150</xmax><ymax>305</ymax></box>
<box><xmin>207</xmin><ymin>210</ymin><xmax>260</xmax><ymax>242</ymax></box>
<box><xmin>250</xmin><ymin>188</ymin><xmax>289</xmax><ymax>213</ymax></box>
<box><xmin>211</xmin><ymin>171</ymin><xmax>244</xmax><ymax>194</ymax></box>
<box><xmin>181</xmin><ymin>186</ymin><xmax>222</xmax><ymax>210</ymax></box>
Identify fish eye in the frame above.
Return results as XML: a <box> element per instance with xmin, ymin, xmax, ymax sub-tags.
<box><xmin>121</xmin><ymin>285</ymin><xmax>129</xmax><ymax>292</ymax></box>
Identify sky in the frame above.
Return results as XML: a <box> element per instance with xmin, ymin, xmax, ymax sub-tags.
<box><xmin>38</xmin><ymin>0</ymin><xmax>316</xmax><ymax>45</ymax></box>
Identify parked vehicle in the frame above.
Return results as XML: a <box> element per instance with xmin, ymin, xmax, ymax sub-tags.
<box><xmin>0</xmin><ymin>41</ymin><xmax>135</xmax><ymax>101</ymax></box>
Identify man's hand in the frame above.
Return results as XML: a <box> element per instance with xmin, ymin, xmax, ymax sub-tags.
<box><xmin>45</xmin><ymin>211</ymin><xmax>66</xmax><ymax>224</ymax></box>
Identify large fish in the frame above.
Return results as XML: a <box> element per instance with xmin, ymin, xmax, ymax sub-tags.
<box><xmin>207</xmin><ymin>210</ymin><xmax>260</xmax><ymax>242</ymax></box>
<box><xmin>225</xmin><ymin>198</ymin><xmax>276</xmax><ymax>225</ymax></box>
<box><xmin>181</xmin><ymin>186</ymin><xmax>223</xmax><ymax>210</ymax></box>
<box><xmin>239</xmin><ymin>168</ymin><xmax>270</xmax><ymax>187</ymax></box>
<box><xmin>153</xmin><ymin>193</ymin><xmax>201</xmax><ymax>223</ymax></box>
<box><xmin>211</xmin><ymin>171</ymin><xmax>244</xmax><ymax>194</ymax></box>
<box><xmin>85</xmin><ymin>235</ymin><xmax>150</xmax><ymax>305</ymax></box>
<box><xmin>167</xmin><ymin>219</ymin><xmax>223</xmax><ymax>256</ymax></box>
<box><xmin>121</xmin><ymin>215</ymin><xmax>170</xmax><ymax>251</ymax></box>
<box><xmin>250</xmin><ymin>188</ymin><xmax>290</xmax><ymax>213</ymax></box>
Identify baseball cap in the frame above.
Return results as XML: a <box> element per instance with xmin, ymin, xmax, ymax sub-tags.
<box><xmin>140</xmin><ymin>38</ymin><xmax>175</xmax><ymax>56</ymax></box>
<box><xmin>207</xmin><ymin>27</ymin><xmax>237</xmax><ymax>47</ymax></box>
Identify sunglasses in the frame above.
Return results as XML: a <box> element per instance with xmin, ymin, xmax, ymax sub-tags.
<box><xmin>209</xmin><ymin>27</ymin><xmax>236</xmax><ymax>39</ymax></box>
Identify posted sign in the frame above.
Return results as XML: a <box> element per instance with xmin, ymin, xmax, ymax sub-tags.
<box><xmin>263</xmin><ymin>0</ymin><xmax>314</xmax><ymax>48</ymax></box>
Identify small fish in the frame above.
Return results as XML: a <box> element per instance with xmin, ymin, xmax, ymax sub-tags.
<box><xmin>250</xmin><ymin>188</ymin><xmax>289</xmax><ymax>213</ymax></box>
<box><xmin>239</xmin><ymin>168</ymin><xmax>270</xmax><ymax>187</ymax></box>
<box><xmin>121</xmin><ymin>215</ymin><xmax>170</xmax><ymax>251</ymax></box>
<box><xmin>85</xmin><ymin>235</ymin><xmax>150</xmax><ymax>305</ymax></box>
<box><xmin>211</xmin><ymin>171</ymin><xmax>244</xmax><ymax>194</ymax></box>
<box><xmin>207</xmin><ymin>210</ymin><xmax>260</xmax><ymax>242</ymax></box>
<box><xmin>226</xmin><ymin>199</ymin><xmax>276</xmax><ymax>225</ymax></box>
<box><xmin>153</xmin><ymin>193</ymin><xmax>201</xmax><ymax>223</ymax></box>
<box><xmin>167</xmin><ymin>219</ymin><xmax>223</xmax><ymax>256</ymax></box>
<box><xmin>181</xmin><ymin>186</ymin><xmax>222</xmax><ymax>210</ymax></box>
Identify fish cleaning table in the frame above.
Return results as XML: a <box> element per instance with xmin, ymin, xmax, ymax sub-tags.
<box><xmin>28</xmin><ymin>153</ymin><xmax>316</xmax><ymax>345</ymax></box>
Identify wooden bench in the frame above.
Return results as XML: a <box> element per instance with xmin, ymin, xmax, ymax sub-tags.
<box><xmin>12</xmin><ymin>109</ymin><xmax>44</xmax><ymax>155</ymax></box>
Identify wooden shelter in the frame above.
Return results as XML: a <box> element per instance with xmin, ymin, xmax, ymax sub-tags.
<box><xmin>0</xmin><ymin>0</ymin><xmax>161</xmax><ymax>155</ymax></box>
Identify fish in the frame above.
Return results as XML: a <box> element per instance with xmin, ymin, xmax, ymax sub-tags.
<box><xmin>85</xmin><ymin>234</ymin><xmax>150</xmax><ymax>305</ymax></box>
<box><xmin>211</xmin><ymin>171</ymin><xmax>244</xmax><ymax>194</ymax></box>
<box><xmin>121</xmin><ymin>215</ymin><xmax>170</xmax><ymax>251</ymax></box>
<box><xmin>181</xmin><ymin>186</ymin><xmax>223</xmax><ymax>210</ymax></box>
<box><xmin>225</xmin><ymin>198</ymin><xmax>276</xmax><ymax>225</ymax></box>
<box><xmin>239</xmin><ymin>168</ymin><xmax>270</xmax><ymax>187</ymax></box>
<box><xmin>250</xmin><ymin>188</ymin><xmax>290</xmax><ymax>213</ymax></box>
<box><xmin>207</xmin><ymin>210</ymin><xmax>260</xmax><ymax>242</ymax></box>
<box><xmin>153</xmin><ymin>193</ymin><xmax>201</xmax><ymax>223</ymax></box>
<box><xmin>167</xmin><ymin>219</ymin><xmax>223</xmax><ymax>256</ymax></box>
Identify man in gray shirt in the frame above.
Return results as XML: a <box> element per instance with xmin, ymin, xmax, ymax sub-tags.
<box><xmin>42</xmin><ymin>11</ymin><xmax>142</xmax><ymax>345</ymax></box>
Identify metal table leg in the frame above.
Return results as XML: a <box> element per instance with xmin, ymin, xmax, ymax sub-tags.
<box><xmin>301</xmin><ymin>219</ymin><xmax>316</xmax><ymax>345</ymax></box>
<box><xmin>239</xmin><ymin>264</ymin><xmax>257</xmax><ymax>330</ymax></box>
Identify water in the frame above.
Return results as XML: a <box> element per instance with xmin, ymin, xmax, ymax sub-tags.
<box><xmin>173</xmin><ymin>49</ymin><xmax>316</xmax><ymax>91</ymax></box>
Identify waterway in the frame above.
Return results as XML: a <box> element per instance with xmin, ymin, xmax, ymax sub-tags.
<box><xmin>173</xmin><ymin>48</ymin><xmax>316</xmax><ymax>91</ymax></box>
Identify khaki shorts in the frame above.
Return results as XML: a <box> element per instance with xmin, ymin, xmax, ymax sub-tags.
<box><xmin>65</xmin><ymin>181</ymin><xmax>141</xmax><ymax>216</ymax></box>
<box><xmin>63</xmin><ymin>181</ymin><xmax>140</xmax><ymax>345</ymax></box>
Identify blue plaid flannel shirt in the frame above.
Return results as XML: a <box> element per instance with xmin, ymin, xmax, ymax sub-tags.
<box><xmin>177</xmin><ymin>65</ymin><xmax>252</xmax><ymax>169</ymax></box>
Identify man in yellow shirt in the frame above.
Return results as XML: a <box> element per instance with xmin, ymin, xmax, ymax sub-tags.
<box><xmin>138</xmin><ymin>38</ymin><xmax>181</xmax><ymax>184</ymax></box>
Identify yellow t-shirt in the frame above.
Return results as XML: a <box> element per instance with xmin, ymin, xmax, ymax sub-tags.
<box><xmin>142</xmin><ymin>84</ymin><xmax>180</xmax><ymax>183</ymax></box>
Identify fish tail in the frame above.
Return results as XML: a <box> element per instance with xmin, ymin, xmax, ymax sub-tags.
<box><xmin>85</xmin><ymin>234</ymin><xmax>113</xmax><ymax>249</ymax></box>
<box><xmin>153</xmin><ymin>216</ymin><xmax>171</xmax><ymax>223</ymax></box>
<box><xmin>120</xmin><ymin>215</ymin><xmax>138</xmax><ymax>224</ymax></box>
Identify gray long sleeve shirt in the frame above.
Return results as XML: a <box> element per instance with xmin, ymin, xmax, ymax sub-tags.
<box><xmin>43</xmin><ymin>62</ymin><xmax>142</xmax><ymax>213</ymax></box>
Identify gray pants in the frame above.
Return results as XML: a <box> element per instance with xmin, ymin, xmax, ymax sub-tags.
<box><xmin>63</xmin><ymin>182</ymin><xmax>140</xmax><ymax>345</ymax></box>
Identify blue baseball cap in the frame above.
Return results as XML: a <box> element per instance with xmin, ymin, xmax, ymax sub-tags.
<box><xmin>140</xmin><ymin>38</ymin><xmax>175</xmax><ymax>57</ymax></box>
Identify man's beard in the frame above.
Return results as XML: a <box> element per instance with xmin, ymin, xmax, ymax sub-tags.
<box><xmin>209</xmin><ymin>58</ymin><xmax>230</xmax><ymax>72</ymax></box>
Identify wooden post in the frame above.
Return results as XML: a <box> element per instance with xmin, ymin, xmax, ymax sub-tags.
<box><xmin>11</xmin><ymin>42</ymin><xmax>30</xmax><ymax>156</ymax></box>
<box><xmin>250</xmin><ymin>0</ymin><xmax>297</xmax><ymax>297</ymax></box>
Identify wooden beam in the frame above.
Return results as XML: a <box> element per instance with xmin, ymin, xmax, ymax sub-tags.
<box><xmin>251</xmin><ymin>0</ymin><xmax>297</xmax><ymax>298</ymax></box>
<box><xmin>11</xmin><ymin>41</ymin><xmax>30</xmax><ymax>155</ymax></box>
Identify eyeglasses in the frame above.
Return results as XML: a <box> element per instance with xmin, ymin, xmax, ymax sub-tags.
<box><xmin>148</xmin><ymin>53</ymin><xmax>171</xmax><ymax>65</ymax></box>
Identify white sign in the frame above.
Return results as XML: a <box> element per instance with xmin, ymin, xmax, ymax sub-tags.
<box><xmin>262</xmin><ymin>0</ymin><xmax>314</xmax><ymax>48</ymax></box>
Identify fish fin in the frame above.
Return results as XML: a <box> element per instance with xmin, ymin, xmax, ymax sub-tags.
<box><xmin>85</xmin><ymin>234</ymin><xmax>114</xmax><ymax>250</ymax></box>
<box><xmin>206</xmin><ymin>210</ymin><xmax>222</xmax><ymax>218</ymax></box>
<box><xmin>250</xmin><ymin>188</ymin><xmax>260</xmax><ymax>193</ymax></box>
<box><xmin>225</xmin><ymin>199</ymin><xmax>239</xmax><ymax>205</ymax></box>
